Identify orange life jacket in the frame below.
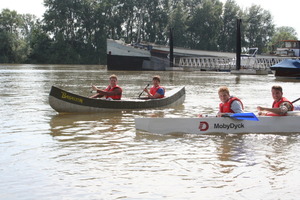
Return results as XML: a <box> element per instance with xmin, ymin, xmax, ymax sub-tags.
<box><xmin>219</xmin><ymin>97</ymin><xmax>244</xmax><ymax>113</ymax></box>
<box><xmin>266</xmin><ymin>97</ymin><xmax>294</xmax><ymax>116</ymax></box>
<box><xmin>150</xmin><ymin>85</ymin><xmax>165</xmax><ymax>98</ymax></box>
<box><xmin>105</xmin><ymin>85</ymin><xmax>122</xmax><ymax>100</ymax></box>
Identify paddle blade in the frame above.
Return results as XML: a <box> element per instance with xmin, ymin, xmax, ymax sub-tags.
<box><xmin>229</xmin><ymin>113</ymin><xmax>259</xmax><ymax>121</ymax></box>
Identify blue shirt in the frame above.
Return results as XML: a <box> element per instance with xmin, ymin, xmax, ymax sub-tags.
<box><xmin>156</xmin><ymin>88</ymin><xmax>165</xmax><ymax>95</ymax></box>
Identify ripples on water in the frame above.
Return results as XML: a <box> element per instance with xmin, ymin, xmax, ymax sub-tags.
<box><xmin>1</xmin><ymin>64</ymin><xmax>300</xmax><ymax>199</ymax></box>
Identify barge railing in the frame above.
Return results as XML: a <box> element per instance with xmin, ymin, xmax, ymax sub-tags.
<box><xmin>176</xmin><ymin>57</ymin><xmax>300</xmax><ymax>71</ymax></box>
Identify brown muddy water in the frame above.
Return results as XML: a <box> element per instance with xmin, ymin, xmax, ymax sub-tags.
<box><xmin>1</xmin><ymin>64</ymin><xmax>300</xmax><ymax>200</ymax></box>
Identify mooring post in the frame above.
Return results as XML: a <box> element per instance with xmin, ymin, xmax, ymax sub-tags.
<box><xmin>169</xmin><ymin>28</ymin><xmax>174</xmax><ymax>68</ymax></box>
<box><xmin>236</xmin><ymin>19</ymin><xmax>241</xmax><ymax>70</ymax></box>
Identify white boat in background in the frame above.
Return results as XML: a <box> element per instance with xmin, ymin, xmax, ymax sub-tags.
<box><xmin>275</xmin><ymin>40</ymin><xmax>300</xmax><ymax>57</ymax></box>
<box><xmin>230</xmin><ymin>47</ymin><xmax>270</xmax><ymax>75</ymax></box>
<box><xmin>135</xmin><ymin>112</ymin><xmax>300</xmax><ymax>135</ymax></box>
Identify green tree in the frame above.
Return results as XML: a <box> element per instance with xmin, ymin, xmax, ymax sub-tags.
<box><xmin>104</xmin><ymin>0</ymin><xmax>125</xmax><ymax>40</ymax></box>
<box><xmin>4</xmin><ymin>1</ymin><xmax>297</xmax><ymax>64</ymax></box>
<box><xmin>0</xmin><ymin>9</ymin><xmax>37</xmax><ymax>63</ymax></box>
<box><xmin>266</xmin><ymin>26</ymin><xmax>298</xmax><ymax>53</ymax></box>
<box><xmin>0</xmin><ymin>31</ymin><xmax>15</xmax><ymax>63</ymax></box>
<box><xmin>168</xmin><ymin>3</ymin><xmax>189</xmax><ymax>47</ymax></box>
<box><xmin>28</xmin><ymin>22</ymin><xmax>53</xmax><ymax>63</ymax></box>
<box><xmin>118</xmin><ymin>0</ymin><xmax>136</xmax><ymax>43</ymax></box>
<box><xmin>218</xmin><ymin>0</ymin><xmax>241</xmax><ymax>52</ymax></box>
<box><xmin>43</xmin><ymin>0</ymin><xmax>107</xmax><ymax>64</ymax></box>
<box><xmin>243</xmin><ymin>5</ymin><xmax>275</xmax><ymax>53</ymax></box>
<box><xmin>188</xmin><ymin>0</ymin><xmax>223</xmax><ymax>50</ymax></box>
<box><xmin>143</xmin><ymin>0</ymin><xmax>169</xmax><ymax>44</ymax></box>
<box><xmin>18</xmin><ymin>14</ymin><xmax>38</xmax><ymax>62</ymax></box>
<box><xmin>271</xmin><ymin>26</ymin><xmax>298</xmax><ymax>42</ymax></box>
<box><xmin>0</xmin><ymin>9</ymin><xmax>21</xmax><ymax>63</ymax></box>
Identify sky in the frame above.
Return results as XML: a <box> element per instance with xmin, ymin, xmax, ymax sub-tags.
<box><xmin>0</xmin><ymin>0</ymin><xmax>299</xmax><ymax>38</ymax></box>
<box><xmin>221</xmin><ymin>0</ymin><xmax>300</xmax><ymax>38</ymax></box>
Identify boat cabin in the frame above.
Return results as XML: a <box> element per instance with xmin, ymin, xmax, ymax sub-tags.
<box><xmin>276</xmin><ymin>40</ymin><xmax>300</xmax><ymax>57</ymax></box>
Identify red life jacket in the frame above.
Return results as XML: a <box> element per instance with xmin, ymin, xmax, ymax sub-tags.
<box><xmin>105</xmin><ymin>85</ymin><xmax>122</xmax><ymax>100</ymax></box>
<box><xmin>266</xmin><ymin>97</ymin><xmax>294</xmax><ymax>116</ymax></box>
<box><xmin>219</xmin><ymin>97</ymin><xmax>244</xmax><ymax>113</ymax></box>
<box><xmin>150</xmin><ymin>85</ymin><xmax>165</xmax><ymax>98</ymax></box>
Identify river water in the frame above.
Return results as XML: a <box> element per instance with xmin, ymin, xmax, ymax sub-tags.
<box><xmin>1</xmin><ymin>64</ymin><xmax>300</xmax><ymax>200</ymax></box>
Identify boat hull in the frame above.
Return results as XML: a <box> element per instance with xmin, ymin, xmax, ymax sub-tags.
<box><xmin>135</xmin><ymin>114</ymin><xmax>300</xmax><ymax>134</ymax></box>
<box><xmin>271</xmin><ymin>59</ymin><xmax>300</xmax><ymax>78</ymax></box>
<box><xmin>273</xmin><ymin>68</ymin><xmax>300</xmax><ymax>78</ymax></box>
<box><xmin>49</xmin><ymin>86</ymin><xmax>185</xmax><ymax>113</ymax></box>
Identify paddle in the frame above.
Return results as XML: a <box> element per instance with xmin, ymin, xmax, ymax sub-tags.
<box><xmin>138</xmin><ymin>83</ymin><xmax>150</xmax><ymax>98</ymax></box>
<box><xmin>292</xmin><ymin>97</ymin><xmax>300</xmax><ymax>103</ymax></box>
<box><xmin>223</xmin><ymin>112</ymin><xmax>259</xmax><ymax>121</ymax></box>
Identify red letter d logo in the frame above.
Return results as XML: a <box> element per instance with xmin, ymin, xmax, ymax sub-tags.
<box><xmin>199</xmin><ymin>121</ymin><xmax>209</xmax><ymax>131</ymax></box>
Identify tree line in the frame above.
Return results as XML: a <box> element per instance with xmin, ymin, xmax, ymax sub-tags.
<box><xmin>0</xmin><ymin>0</ymin><xmax>298</xmax><ymax>64</ymax></box>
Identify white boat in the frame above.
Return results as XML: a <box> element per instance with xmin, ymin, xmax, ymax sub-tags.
<box><xmin>135</xmin><ymin>112</ymin><xmax>300</xmax><ymax>134</ymax></box>
<box><xmin>275</xmin><ymin>40</ymin><xmax>300</xmax><ymax>57</ymax></box>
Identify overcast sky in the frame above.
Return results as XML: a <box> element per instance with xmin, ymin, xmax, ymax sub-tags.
<box><xmin>221</xmin><ymin>0</ymin><xmax>299</xmax><ymax>37</ymax></box>
<box><xmin>1</xmin><ymin>0</ymin><xmax>299</xmax><ymax>38</ymax></box>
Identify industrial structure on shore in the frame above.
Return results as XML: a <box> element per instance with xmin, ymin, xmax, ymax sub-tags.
<box><xmin>107</xmin><ymin>39</ymin><xmax>300</xmax><ymax>75</ymax></box>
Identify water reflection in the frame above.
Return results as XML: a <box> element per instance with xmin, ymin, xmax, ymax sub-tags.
<box><xmin>215</xmin><ymin>134</ymin><xmax>246</xmax><ymax>162</ymax></box>
<box><xmin>264</xmin><ymin>135</ymin><xmax>299</xmax><ymax>175</ymax></box>
<box><xmin>234</xmin><ymin>75</ymin><xmax>241</xmax><ymax>84</ymax></box>
<box><xmin>49</xmin><ymin>113</ymin><xmax>125</xmax><ymax>141</ymax></box>
<box><xmin>49</xmin><ymin>104</ymin><xmax>186</xmax><ymax>143</ymax></box>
